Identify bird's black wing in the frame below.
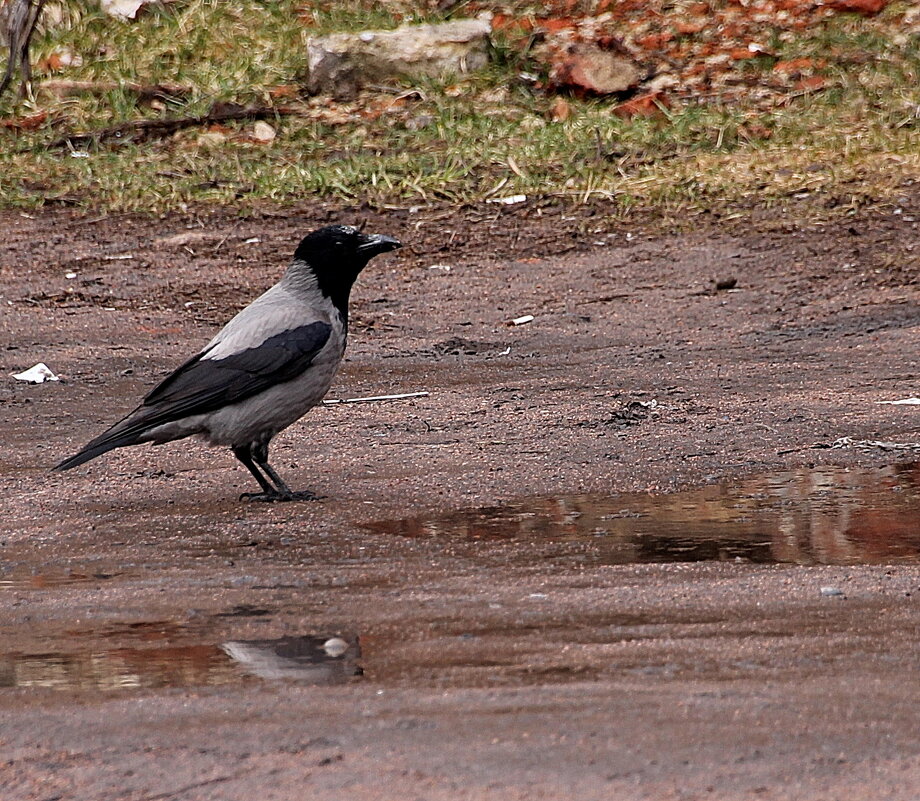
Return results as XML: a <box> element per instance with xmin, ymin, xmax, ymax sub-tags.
<box><xmin>140</xmin><ymin>320</ymin><xmax>333</xmax><ymax>422</ymax></box>
<box><xmin>54</xmin><ymin>321</ymin><xmax>332</xmax><ymax>471</ymax></box>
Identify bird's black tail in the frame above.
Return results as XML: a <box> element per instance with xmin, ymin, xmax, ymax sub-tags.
<box><xmin>53</xmin><ymin>412</ymin><xmax>148</xmax><ymax>471</ymax></box>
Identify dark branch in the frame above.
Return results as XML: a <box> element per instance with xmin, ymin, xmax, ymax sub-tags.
<box><xmin>44</xmin><ymin>103</ymin><xmax>301</xmax><ymax>150</ymax></box>
<box><xmin>0</xmin><ymin>0</ymin><xmax>47</xmax><ymax>100</ymax></box>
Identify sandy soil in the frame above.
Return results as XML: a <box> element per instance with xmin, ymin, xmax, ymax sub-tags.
<box><xmin>1</xmin><ymin>197</ymin><xmax>919</xmax><ymax>800</ymax></box>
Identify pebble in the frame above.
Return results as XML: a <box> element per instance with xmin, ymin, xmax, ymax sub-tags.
<box><xmin>820</xmin><ymin>586</ymin><xmax>844</xmax><ymax>597</ymax></box>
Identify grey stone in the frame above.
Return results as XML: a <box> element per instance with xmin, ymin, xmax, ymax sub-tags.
<box><xmin>306</xmin><ymin>18</ymin><xmax>491</xmax><ymax>99</ymax></box>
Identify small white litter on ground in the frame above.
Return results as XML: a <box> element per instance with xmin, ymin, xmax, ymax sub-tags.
<box><xmin>12</xmin><ymin>363</ymin><xmax>59</xmax><ymax>384</ymax></box>
<box><xmin>487</xmin><ymin>194</ymin><xmax>527</xmax><ymax>205</ymax></box>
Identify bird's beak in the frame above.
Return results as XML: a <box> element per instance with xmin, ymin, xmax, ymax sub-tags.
<box><xmin>357</xmin><ymin>233</ymin><xmax>402</xmax><ymax>255</ymax></box>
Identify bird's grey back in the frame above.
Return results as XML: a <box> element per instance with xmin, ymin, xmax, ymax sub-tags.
<box><xmin>204</xmin><ymin>274</ymin><xmax>335</xmax><ymax>362</ymax></box>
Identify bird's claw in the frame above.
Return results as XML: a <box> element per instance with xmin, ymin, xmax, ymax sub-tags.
<box><xmin>287</xmin><ymin>491</ymin><xmax>324</xmax><ymax>501</ymax></box>
<box><xmin>239</xmin><ymin>491</ymin><xmax>281</xmax><ymax>502</ymax></box>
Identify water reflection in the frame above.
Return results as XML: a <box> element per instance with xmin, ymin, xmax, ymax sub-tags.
<box><xmin>0</xmin><ymin>633</ymin><xmax>360</xmax><ymax>692</ymax></box>
<box><xmin>365</xmin><ymin>464</ymin><xmax>920</xmax><ymax>565</ymax></box>
<box><xmin>0</xmin><ymin>570</ymin><xmax>130</xmax><ymax>590</ymax></box>
<box><xmin>0</xmin><ymin>644</ymin><xmax>237</xmax><ymax>691</ymax></box>
<box><xmin>222</xmin><ymin>636</ymin><xmax>361</xmax><ymax>683</ymax></box>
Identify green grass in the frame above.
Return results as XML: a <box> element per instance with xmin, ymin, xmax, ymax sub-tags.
<box><xmin>0</xmin><ymin>0</ymin><xmax>918</xmax><ymax>212</ymax></box>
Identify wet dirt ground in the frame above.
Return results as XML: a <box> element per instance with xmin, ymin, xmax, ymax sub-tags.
<box><xmin>1</xmin><ymin>198</ymin><xmax>919</xmax><ymax>799</ymax></box>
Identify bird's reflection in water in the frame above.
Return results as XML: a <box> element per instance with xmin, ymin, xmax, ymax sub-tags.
<box><xmin>221</xmin><ymin>635</ymin><xmax>361</xmax><ymax>683</ymax></box>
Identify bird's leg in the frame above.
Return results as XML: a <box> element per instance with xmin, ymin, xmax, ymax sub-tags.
<box><xmin>233</xmin><ymin>445</ymin><xmax>281</xmax><ymax>502</ymax></box>
<box><xmin>252</xmin><ymin>442</ymin><xmax>322</xmax><ymax>502</ymax></box>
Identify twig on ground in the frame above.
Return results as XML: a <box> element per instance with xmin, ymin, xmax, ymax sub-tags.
<box><xmin>323</xmin><ymin>391</ymin><xmax>430</xmax><ymax>406</ymax></box>
<box><xmin>814</xmin><ymin>436</ymin><xmax>920</xmax><ymax>451</ymax></box>
<box><xmin>44</xmin><ymin>104</ymin><xmax>300</xmax><ymax>150</ymax></box>
<box><xmin>211</xmin><ymin>220</ymin><xmax>242</xmax><ymax>255</ymax></box>
<box><xmin>136</xmin><ymin>774</ymin><xmax>238</xmax><ymax>801</ymax></box>
<box><xmin>41</xmin><ymin>79</ymin><xmax>192</xmax><ymax>100</ymax></box>
<box><xmin>583</xmin><ymin>293</ymin><xmax>632</xmax><ymax>304</ymax></box>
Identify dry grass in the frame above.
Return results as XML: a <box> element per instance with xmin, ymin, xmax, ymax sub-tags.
<box><xmin>0</xmin><ymin>0</ymin><xmax>918</xmax><ymax>213</ymax></box>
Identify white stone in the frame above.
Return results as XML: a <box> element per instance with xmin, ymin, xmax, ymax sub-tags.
<box><xmin>99</xmin><ymin>0</ymin><xmax>146</xmax><ymax>20</ymax></box>
<box><xmin>307</xmin><ymin>18</ymin><xmax>491</xmax><ymax>98</ymax></box>
<box><xmin>251</xmin><ymin>121</ymin><xmax>276</xmax><ymax>143</ymax></box>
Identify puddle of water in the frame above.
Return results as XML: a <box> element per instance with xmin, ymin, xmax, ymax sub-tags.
<box><xmin>365</xmin><ymin>464</ymin><xmax>920</xmax><ymax>566</ymax></box>
<box><xmin>0</xmin><ymin>634</ymin><xmax>360</xmax><ymax>692</ymax></box>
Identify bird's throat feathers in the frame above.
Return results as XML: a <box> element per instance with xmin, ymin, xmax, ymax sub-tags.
<box><xmin>282</xmin><ymin>258</ymin><xmax>352</xmax><ymax>324</ymax></box>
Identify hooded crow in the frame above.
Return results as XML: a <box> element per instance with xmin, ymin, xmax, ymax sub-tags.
<box><xmin>54</xmin><ymin>225</ymin><xmax>402</xmax><ymax>501</ymax></box>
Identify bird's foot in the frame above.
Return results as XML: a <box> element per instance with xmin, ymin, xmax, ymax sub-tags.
<box><xmin>239</xmin><ymin>491</ymin><xmax>282</xmax><ymax>503</ymax></box>
<box><xmin>283</xmin><ymin>490</ymin><xmax>325</xmax><ymax>502</ymax></box>
<box><xmin>239</xmin><ymin>490</ymin><xmax>323</xmax><ymax>503</ymax></box>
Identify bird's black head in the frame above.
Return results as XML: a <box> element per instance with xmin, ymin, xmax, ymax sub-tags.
<box><xmin>292</xmin><ymin>225</ymin><xmax>401</xmax><ymax>313</ymax></box>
